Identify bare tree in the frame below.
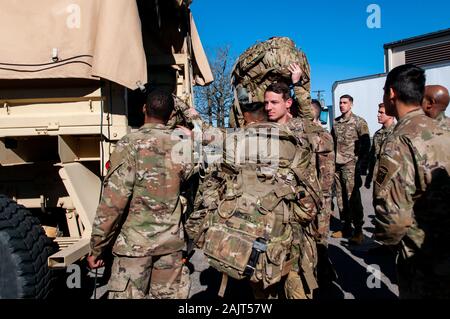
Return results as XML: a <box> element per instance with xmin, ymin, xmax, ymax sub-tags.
<box><xmin>195</xmin><ymin>46</ymin><xmax>234</xmax><ymax>127</ymax></box>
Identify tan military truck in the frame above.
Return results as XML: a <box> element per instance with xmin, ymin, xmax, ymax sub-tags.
<box><xmin>0</xmin><ymin>0</ymin><xmax>212</xmax><ymax>298</ymax></box>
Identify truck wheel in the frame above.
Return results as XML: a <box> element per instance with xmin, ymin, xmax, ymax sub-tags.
<box><xmin>0</xmin><ymin>195</ymin><xmax>56</xmax><ymax>299</ymax></box>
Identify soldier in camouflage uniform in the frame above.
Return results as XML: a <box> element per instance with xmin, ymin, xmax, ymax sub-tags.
<box><xmin>374</xmin><ymin>64</ymin><xmax>450</xmax><ymax>299</ymax></box>
<box><xmin>87</xmin><ymin>89</ymin><xmax>194</xmax><ymax>299</ymax></box>
<box><xmin>289</xmin><ymin>66</ymin><xmax>337</xmax><ymax>285</ymax></box>
<box><xmin>365</xmin><ymin>103</ymin><xmax>395</xmax><ymax>190</ymax></box>
<box><xmin>265</xmin><ymin>81</ymin><xmax>321</xmax><ymax>299</ymax></box>
<box><xmin>306</xmin><ymin>99</ymin><xmax>337</xmax><ymax>286</ymax></box>
<box><xmin>421</xmin><ymin>84</ymin><xmax>450</xmax><ymax>129</ymax></box>
<box><xmin>331</xmin><ymin>95</ymin><xmax>370</xmax><ymax>245</ymax></box>
<box><xmin>308</xmin><ymin>99</ymin><xmax>335</xmax><ymax>242</ymax></box>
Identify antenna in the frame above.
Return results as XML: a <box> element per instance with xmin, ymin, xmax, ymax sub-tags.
<box><xmin>312</xmin><ymin>90</ymin><xmax>326</xmax><ymax>108</ymax></box>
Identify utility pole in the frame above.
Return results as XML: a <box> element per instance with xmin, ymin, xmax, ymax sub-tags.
<box><xmin>312</xmin><ymin>90</ymin><xmax>326</xmax><ymax>108</ymax></box>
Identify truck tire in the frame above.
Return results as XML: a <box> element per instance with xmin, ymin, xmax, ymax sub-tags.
<box><xmin>0</xmin><ymin>195</ymin><xmax>56</xmax><ymax>299</ymax></box>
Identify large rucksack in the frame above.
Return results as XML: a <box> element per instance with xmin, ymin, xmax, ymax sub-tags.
<box><xmin>198</xmin><ymin>122</ymin><xmax>316</xmax><ymax>293</ymax></box>
<box><xmin>230</xmin><ymin>37</ymin><xmax>311</xmax><ymax>127</ymax></box>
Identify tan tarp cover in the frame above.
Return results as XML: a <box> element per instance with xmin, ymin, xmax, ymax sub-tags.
<box><xmin>191</xmin><ymin>15</ymin><xmax>213</xmax><ymax>85</ymax></box>
<box><xmin>0</xmin><ymin>0</ymin><xmax>147</xmax><ymax>89</ymax></box>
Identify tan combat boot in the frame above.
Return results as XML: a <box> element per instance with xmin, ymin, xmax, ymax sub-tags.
<box><xmin>331</xmin><ymin>225</ymin><xmax>352</xmax><ymax>238</ymax></box>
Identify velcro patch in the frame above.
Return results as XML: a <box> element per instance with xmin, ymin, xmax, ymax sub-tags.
<box><xmin>376</xmin><ymin>166</ymin><xmax>388</xmax><ymax>186</ymax></box>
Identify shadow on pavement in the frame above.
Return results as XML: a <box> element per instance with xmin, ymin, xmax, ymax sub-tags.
<box><xmin>327</xmin><ymin>240</ymin><xmax>398</xmax><ymax>299</ymax></box>
<box><xmin>190</xmin><ymin>267</ymin><xmax>255</xmax><ymax>300</ymax></box>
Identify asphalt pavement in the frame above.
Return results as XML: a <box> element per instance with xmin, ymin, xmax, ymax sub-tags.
<box><xmin>58</xmin><ymin>181</ymin><xmax>398</xmax><ymax>300</ymax></box>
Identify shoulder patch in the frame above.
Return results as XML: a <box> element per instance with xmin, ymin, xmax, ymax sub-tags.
<box><xmin>375</xmin><ymin>153</ymin><xmax>402</xmax><ymax>189</ymax></box>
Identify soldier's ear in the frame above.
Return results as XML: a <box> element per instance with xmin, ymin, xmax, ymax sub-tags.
<box><xmin>142</xmin><ymin>104</ymin><xmax>147</xmax><ymax>115</ymax></box>
<box><xmin>286</xmin><ymin>98</ymin><xmax>293</xmax><ymax>109</ymax></box>
<box><xmin>389</xmin><ymin>88</ymin><xmax>396</xmax><ymax>100</ymax></box>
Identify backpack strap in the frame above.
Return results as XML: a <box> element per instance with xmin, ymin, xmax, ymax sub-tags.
<box><xmin>218</xmin><ymin>273</ymin><xmax>229</xmax><ymax>297</ymax></box>
<box><xmin>231</xmin><ymin>88</ymin><xmax>245</xmax><ymax>127</ymax></box>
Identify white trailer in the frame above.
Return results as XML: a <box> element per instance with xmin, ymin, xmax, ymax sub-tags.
<box><xmin>332</xmin><ymin>62</ymin><xmax>450</xmax><ymax>135</ymax></box>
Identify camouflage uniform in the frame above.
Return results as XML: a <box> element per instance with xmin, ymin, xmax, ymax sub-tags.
<box><xmin>292</xmin><ymin>95</ymin><xmax>336</xmax><ymax>286</ymax></box>
<box><xmin>366</xmin><ymin>124</ymin><xmax>395</xmax><ymax>185</ymax></box>
<box><xmin>90</xmin><ymin>123</ymin><xmax>193</xmax><ymax>299</ymax></box>
<box><xmin>285</xmin><ymin>117</ymin><xmax>322</xmax><ymax>298</ymax></box>
<box><xmin>308</xmin><ymin>123</ymin><xmax>335</xmax><ymax>241</ymax></box>
<box><xmin>292</xmin><ymin>81</ymin><xmax>312</xmax><ymax>120</ymax></box>
<box><xmin>374</xmin><ymin>109</ymin><xmax>450</xmax><ymax>299</ymax></box>
<box><xmin>435</xmin><ymin>111</ymin><xmax>450</xmax><ymax>129</ymax></box>
<box><xmin>332</xmin><ymin>113</ymin><xmax>370</xmax><ymax>233</ymax></box>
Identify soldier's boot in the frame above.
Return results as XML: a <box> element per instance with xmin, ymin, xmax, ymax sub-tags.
<box><xmin>349</xmin><ymin>229</ymin><xmax>364</xmax><ymax>245</ymax></box>
<box><xmin>317</xmin><ymin>244</ymin><xmax>337</xmax><ymax>286</ymax></box>
<box><xmin>331</xmin><ymin>224</ymin><xmax>353</xmax><ymax>239</ymax></box>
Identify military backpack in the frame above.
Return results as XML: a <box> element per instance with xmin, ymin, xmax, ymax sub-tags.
<box><xmin>195</xmin><ymin>122</ymin><xmax>316</xmax><ymax>294</ymax></box>
<box><xmin>230</xmin><ymin>37</ymin><xmax>311</xmax><ymax>127</ymax></box>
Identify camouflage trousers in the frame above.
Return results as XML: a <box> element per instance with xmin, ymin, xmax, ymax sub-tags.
<box><xmin>316</xmin><ymin>195</ymin><xmax>332</xmax><ymax>244</ymax></box>
<box><xmin>250</xmin><ymin>271</ymin><xmax>313</xmax><ymax>300</ymax></box>
<box><xmin>334</xmin><ymin>161</ymin><xmax>364</xmax><ymax>231</ymax></box>
<box><xmin>107</xmin><ymin>251</ymin><xmax>190</xmax><ymax>299</ymax></box>
<box><xmin>250</xmin><ymin>230</ymin><xmax>318</xmax><ymax>300</ymax></box>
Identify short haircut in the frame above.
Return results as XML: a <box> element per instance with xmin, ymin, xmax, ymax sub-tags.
<box><xmin>265</xmin><ymin>82</ymin><xmax>291</xmax><ymax>101</ymax></box>
<box><xmin>384</xmin><ymin>64</ymin><xmax>425</xmax><ymax>105</ymax></box>
<box><xmin>241</xmin><ymin>102</ymin><xmax>267</xmax><ymax>121</ymax></box>
<box><xmin>311</xmin><ymin>99</ymin><xmax>322</xmax><ymax>108</ymax></box>
<box><xmin>145</xmin><ymin>88</ymin><xmax>174</xmax><ymax>121</ymax></box>
<box><xmin>340</xmin><ymin>94</ymin><xmax>353</xmax><ymax>103</ymax></box>
<box><xmin>241</xmin><ymin>102</ymin><xmax>264</xmax><ymax>113</ymax></box>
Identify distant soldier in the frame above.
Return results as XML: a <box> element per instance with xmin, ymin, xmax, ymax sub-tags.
<box><xmin>374</xmin><ymin>64</ymin><xmax>450</xmax><ymax>299</ymax></box>
<box><xmin>365</xmin><ymin>103</ymin><xmax>395</xmax><ymax>189</ymax></box>
<box><xmin>421</xmin><ymin>84</ymin><xmax>450</xmax><ymax>129</ymax></box>
<box><xmin>308</xmin><ymin>99</ymin><xmax>337</xmax><ymax>285</ymax></box>
<box><xmin>88</xmin><ymin>89</ymin><xmax>194</xmax><ymax>299</ymax></box>
<box><xmin>331</xmin><ymin>95</ymin><xmax>370</xmax><ymax>245</ymax></box>
<box><xmin>308</xmin><ymin>99</ymin><xmax>335</xmax><ymax>242</ymax></box>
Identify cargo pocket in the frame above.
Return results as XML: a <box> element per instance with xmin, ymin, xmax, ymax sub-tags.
<box><xmin>260</xmin><ymin>225</ymin><xmax>293</xmax><ymax>288</ymax></box>
<box><xmin>185</xmin><ymin>208</ymin><xmax>210</xmax><ymax>248</ymax></box>
<box><xmin>204</xmin><ymin>225</ymin><xmax>255</xmax><ymax>280</ymax></box>
<box><xmin>107</xmin><ymin>266</ymin><xmax>131</xmax><ymax>299</ymax></box>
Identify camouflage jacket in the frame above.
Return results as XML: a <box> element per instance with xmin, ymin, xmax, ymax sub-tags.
<box><xmin>332</xmin><ymin>113</ymin><xmax>370</xmax><ymax>170</ymax></box>
<box><xmin>310</xmin><ymin>123</ymin><xmax>335</xmax><ymax>197</ymax></box>
<box><xmin>292</xmin><ymin>86</ymin><xmax>313</xmax><ymax>122</ymax></box>
<box><xmin>285</xmin><ymin>117</ymin><xmax>323</xmax><ymax>218</ymax></box>
<box><xmin>367</xmin><ymin>124</ymin><xmax>395</xmax><ymax>183</ymax></box>
<box><xmin>90</xmin><ymin>123</ymin><xmax>194</xmax><ymax>258</ymax></box>
<box><xmin>286</xmin><ymin>117</ymin><xmax>315</xmax><ymax>174</ymax></box>
<box><xmin>436</xmin><ymin>111</ymin><xmax>450</xmax><ymax>130</ymax></box>
<box><xmin>374</xmin><ymin>109</ymin><xmax>450</xmax><ymax>269</ymax></box>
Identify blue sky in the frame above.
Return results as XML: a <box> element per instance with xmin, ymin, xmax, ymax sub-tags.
<box><xmin>191</xmin><ymin>0</ymin><xmax>450</xmax><ymax>106</ymax></box>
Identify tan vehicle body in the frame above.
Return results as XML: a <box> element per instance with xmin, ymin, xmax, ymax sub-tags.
<box><xmin>0</xmin><ymin>0</ymin><xmax>211</xmax><ymax>269</ymax></box>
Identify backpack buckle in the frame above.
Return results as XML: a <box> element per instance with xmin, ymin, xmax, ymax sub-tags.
<box><xmin>243</xmin><ymin>238</ymin><xmax>267</xmax><ymax>277</ymax></box>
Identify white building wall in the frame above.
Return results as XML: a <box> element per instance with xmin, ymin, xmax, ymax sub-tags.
<box><xmin>333</xmin><ymin>62</ymin><xmax>450</xmax><ymax>136</ymax></box>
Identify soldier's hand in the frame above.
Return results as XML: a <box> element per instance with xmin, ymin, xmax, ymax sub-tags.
<box><xmin>288</xmin><ymin>63</ymin><xmax>303</xmax><ymax>85</ymax></box>
<box><xmin>87</xmin><ymin>254</ymin><xmax>104</xmax><ymax>269</ymax></box>
<box><xmin>187</xmin><ymin>107</ymin><xmax>200</xmax><ymax>118</ymax></box>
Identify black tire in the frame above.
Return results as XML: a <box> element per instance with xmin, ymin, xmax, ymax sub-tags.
<box><xmin>0</xmin><ymin>195</ymin><xmax>56</xmax><ymax>299</ymax></box>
